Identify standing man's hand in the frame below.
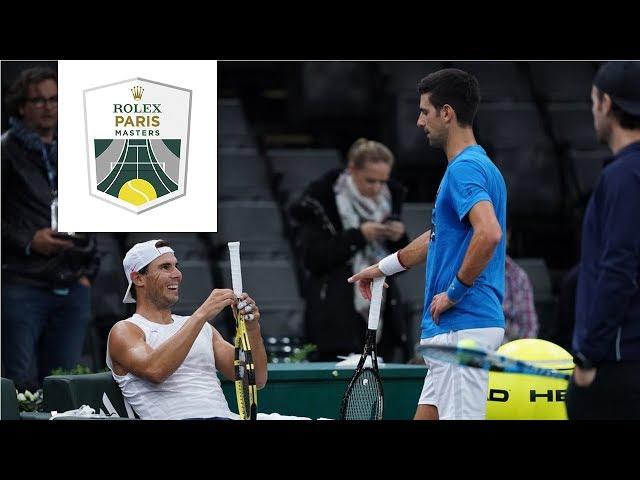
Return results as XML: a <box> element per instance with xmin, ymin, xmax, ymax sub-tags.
<box><xmin>430</xmin><ymin>292</ymin><xmax>455</xmax><ymax>325</ymax></box>
<box><xmin>78</xmin><ymin>276</ymin><xmax>91</xmax><ymax>287</ymax></box>
<box><xmin>348</xmin><ymin>265</ymin><xmax>388</xmax><ymax>300</ymax></box>
<box><xmin>31</xmin><ymin>228</ymin><xmax>74</xmax><ymax>256</ymax></box>
<box><xmin>573</xmin><ymin>366</ymin><xmax>597</xmax><ymax>387</ymax></box>
<box><xmin>384</xmin><ymin>221</ymin><xmax>406</xmax><ymax>242</ymax></box>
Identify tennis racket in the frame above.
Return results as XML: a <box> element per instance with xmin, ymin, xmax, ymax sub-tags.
<box><xmin>340</xmin><ymin>276</ymin><xmax>385</xmax><ymax>420</ymax></box>
<box><xmin>228</xmin><ymin>241</ymin><xmax>257</xmax><ymax>420</ymax></box>
<box><xmin>415</xmin><ymin>344</ymin><xmax>571</xmax><ymax>380</ymax></box>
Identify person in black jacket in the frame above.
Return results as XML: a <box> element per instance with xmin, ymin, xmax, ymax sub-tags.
<box><xmin>567</xmin><ymin>61</ymin><xmax>640</xmax><ymax>419</ymax></box>
<box><xmin>289</xmin><ymin>138</ymin><xmax>410</xmax><ymax>362</ymax></box>
<box><xmin>1</xmin><ymin>66</ymin><xmax>99</xmax><ymax>391</ymax></box>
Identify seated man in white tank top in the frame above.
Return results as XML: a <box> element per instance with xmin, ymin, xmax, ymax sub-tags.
<box><xmin>106</xmin><ymin>239</ymin><xmax>268</xmax><ymax>420</ymax></box>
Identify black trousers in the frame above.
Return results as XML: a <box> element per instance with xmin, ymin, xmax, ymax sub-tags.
<box><xmin>566</xmin><ymin>361</ymin><xmax>640</xmax><ymax>420</ymax></box>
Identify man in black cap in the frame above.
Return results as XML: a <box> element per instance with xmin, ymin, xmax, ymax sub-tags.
<box><xmin>566</xmin><ymin>61</ymin><xmax>640</xmax><ymax>419</ymax></box>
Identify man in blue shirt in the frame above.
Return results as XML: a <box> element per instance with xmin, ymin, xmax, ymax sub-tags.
<box><xmin>567</xmin><ymin>61</ymin><xmax>640</xmax><ymax>420</ymax></box>
<box><xmin>349</xmin><ymin>69</ymin><xmax>506</xmax><ymax>419</ymax></box>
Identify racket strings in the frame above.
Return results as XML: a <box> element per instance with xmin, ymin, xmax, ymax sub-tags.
<box><xmin>343</xmin><ymin>369</ymin><xmax>383</xmax><ymax>420</ymax></box>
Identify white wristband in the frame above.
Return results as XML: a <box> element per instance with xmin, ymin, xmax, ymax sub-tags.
<box><xmin>378</xmin><ymin>251</ymin><xmax>406</xmax><ymax>276</ymax></box>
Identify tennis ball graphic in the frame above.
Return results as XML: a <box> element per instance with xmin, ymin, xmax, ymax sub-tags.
<box><xmin>118</xmin><ymin>179</ymin><xmax>157</xmax><ymax>206</ymax></box>
<box><xmin>457</xmin><ymin>338</ymin><xmax>478</xmax><ymax>349</ymax></box>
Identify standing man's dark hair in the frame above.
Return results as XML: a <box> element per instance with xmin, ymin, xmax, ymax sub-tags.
<box><xmin>417</xmin><ymin>68</ymin><xmax>481</xmax><ymax>127</ymax></box>
<box><xmin>566</xmin><ymin>61</ymin><xmax>640</xmax><ymax>420</ymax></box>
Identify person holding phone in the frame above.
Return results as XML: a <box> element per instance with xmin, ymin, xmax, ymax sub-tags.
<box><xmin>289</xmin><ymin>138</ymin><xmax>410</xmax><ymax>362</ymax></box>
<box><xmin>1</xmin><ymin>66</ymin><xmax>99</xmax><ymax>391</ymax></box>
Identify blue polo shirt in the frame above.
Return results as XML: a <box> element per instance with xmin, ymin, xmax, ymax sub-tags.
<box><xmin>421</xmin><ymin>145</ymin><xmax>507</xmax><ymax>339</ymax></box>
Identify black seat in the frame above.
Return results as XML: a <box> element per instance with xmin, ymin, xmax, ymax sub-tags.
<box><xmin>548</xmin><ymin>102</ymin><xmax>600</xmax><ymax>150</ymax></box>
<box><xmin>567</xmin><ymin>148</ymin><xmax>608</xmax><ymax>197</ymax></box>
<box><xmin>476</xmin><ymin>102</ymin><xmax>552</xmax><ymax>150</ymax></box>
<box><xmin>491</xmin><ymin>148</ymin><xmax>562</xmax><ymax>215</ymax></box>
<box><xmin>172</xmin><ymin>259</ymin><xmax>215</xmax><ymax>317</ymax></box>
<box><xmin>218</xmin><ymin>147</ymin><xmax>273</xmax><ymax>201</ymax></box>
<box><xmin>450</xmin><ymin>62</ymin><xmax>532</xmax><ymax>102</ymax></box>
<box><xmin>267</xmin><ymin>148</ymin><xmax>343</xmax><ymax>203</ymax></box>
<box><xmin>88</xmin><ymin>234</ymin><xmax>128</xmax><ymax>371</ymax></box>
<box><xmin>125</xmin><ymin>233</ymin><xmax>209</xmax><ymax>261</ymax></box>
<box><xmin>1</xmin><ymin>377</ymin><xmax>20</xmax><ymax>420</ymax></box>
<box><xmin>529</xmin><ymin>62</ymin><xmax>596</xmax><ymax>102</ymax></box>
<box><xmin>216</xmin><ymin>259</ymin><xmax>302</xmax><ymax>305</ymax></box>
<box><xmin>213</xmin><ymin>201</ymin><xmax>290</xmax><ymax>259</ymax></box>
<box><xmin>92</xmin><ymin>233</ymin><xmax>127</xmax><ymax>321</ymax></box>
<box><xmin>395</xmin><ymin>266</ymin><xmax>426</xmax><ymax>358</ymax></box>
<box><xmin>380</xmin><ymin>61</ymin><xmax>445</xmax><ymax>91</ymax></box>
<box><xmin>215</xmin><ymin>259</ymin><xmax>305</xmax><ymax>340</ymax></box>
<box><xmin>218</xmin><ymin>98</ymin><xmax>255</xmax><ymax>147</ymax></box>
<box><xmin>513</xmin><ymin>257</ymin><xmax>557</xmax><ymax>341</ymax></box>
<box><xmin>402</xmin><ymin>202</ymin><xmax>433</xmax><ymax>240</ymax></box>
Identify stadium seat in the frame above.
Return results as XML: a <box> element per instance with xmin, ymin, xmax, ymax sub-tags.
<box><xmin>513</xmin><ymin>257</ymin><xmax>553</xmax><ymax>297</ymax></box>
<box><xmin>395</xmin><ymin>265</ymin><xmax>426</xmax><ymax>314</ymax></box>
<box><xmin>513</xmin><ymin>258</ymin><xmax>557</xmax><ymax>341</ymax></box>
<box><xmin>1</xmin><ymin>377</ymin><xmax>20</xmax><ymax>420</ymax></box>
<box><xmin>567</xmin><ymin>148</ymin><xmax>608</xmax><ymax>197</ymax></box>
<box><xmin>172</xmin><ymin>260</ymin><xmax>216</xmax><ymax>317</ymax></box>
<box><xmin>528</xmin><ymin>62</ymin><xmax>596</xmax><ymax>102</ymax></box>
<box><xmin>449</xmin><ymin>62</ymin><xmax>533</xmax><ymax>102</ymax></box>
<box><xmin>88</xmin><ymin>234</ymin><xmax>127</xmax><ymax>371</ymax></box>
<box><xmin>395</xmin><ymin>267</ymin><xmax>426</xmax><ymax>357</ymax></box>
<box><xmin>476</xmin><ymin>102</ymin><xmax>552</xmax><ymax>150</ymax></box>
<box><xmin>218</xmin><ymin>98</ymin><xmax>255</xmax><ymax>147</ymax></box>
<box><xmin>215</xmin><ymin>259</ymin><xmax>305</xmax><ymax>341</ymax></box>
<box><xmin>379</xmin><ymin>61</ymin><xmax>445</xmax><ymax>91</ymax></box>
<box><xmin>402</xmin><ymin>202</ymin><xmax>433</xmax><ymax>240</ymax></box>
<box><xmin>216</xmin><ymin>259</ymin><xmax>302</xmax><ymax>305</ymax></box>
<box><xmin>491</xmin><ymin>148</ymin><xmax>562</xmax><ymax>215</ymax></box>
<box><xmin>125</xmin><ymin>233</ymin><xmax>209</xmax><ymax>261</ymax></box>
<box><xmin>218</xmin><ymin>147</ymin><xmax>274</xmax><ymax>201</ymax></box>
<box><xmin>213</xmin><ymin>201</ymin><xmax>291</xmax><ymax>259</ymax></box>
<box><xmin>92</xmin><ymin>233</ymin><xmax>127</xmax><ymax>321</ymax></box>
<box><xmin>547</xmin><ymin>102</ymin><xmax>600</xmax><ymax>150</ymax></box>
<box><xmin>267</xmin><ymin>148</ymin><xmax>343</xmax><ymax>203</ymax></box>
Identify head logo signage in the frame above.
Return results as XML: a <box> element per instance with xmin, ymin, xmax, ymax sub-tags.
<box><xmin>84</xmin><ymin>78</ymin><xmax>191</xmax><ymax>213</ymax></box>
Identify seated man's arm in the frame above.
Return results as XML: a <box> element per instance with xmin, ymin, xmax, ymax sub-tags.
<box><xmin>213</xmin><ymin>293</ymin><xmax>268</xmax><ymax>389</ymax></box>
<box><xmin>109</xmin><ymin>289</ymin><xmax>237</xmax><ymax>383</ymax></box>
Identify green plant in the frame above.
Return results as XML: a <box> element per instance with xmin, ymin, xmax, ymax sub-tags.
<box><xmin>288</xmin><ymin>343</ymin><xmax>317</xmax><ymax>363</ymax></box>
<box><xmin>16</xmin><ymin>389</ymin><xmax>43</xmax><ymax>412</ymax></box>
<box><xmin>50</xmin><ymin>364</ymin><xmax>93</xmax><ymax>376</ymax></box>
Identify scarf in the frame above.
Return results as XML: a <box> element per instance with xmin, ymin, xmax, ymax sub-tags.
<box><xmin>334</xmin><ymin>170</ymin><xmax>391</xmax><ymax>341</ymax></box>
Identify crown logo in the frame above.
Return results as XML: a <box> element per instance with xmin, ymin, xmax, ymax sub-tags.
<box><xmin>131</xmin><ymin>86</ymin><xmax>144</xmax><ymax>101</ymax></box>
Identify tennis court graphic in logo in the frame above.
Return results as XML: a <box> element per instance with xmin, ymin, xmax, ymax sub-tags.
<box><xmin>84</xmin><ymin>78</ymin><xmax>191</xmax><ymax>213</ymax></box>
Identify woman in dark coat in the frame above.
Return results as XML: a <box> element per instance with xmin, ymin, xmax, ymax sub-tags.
<box><xmin>290</xmin><ymin>138</ymin><xmax>410</xmax><ymax>362</ymax></box>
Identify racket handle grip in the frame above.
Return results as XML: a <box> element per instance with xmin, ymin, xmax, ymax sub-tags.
<box><xmin>228</xmin><ymin>241</ymin><xmax>243</xmax><ymax>297</ymax></box>
<box><xmin>368</xmin><ymin>276</ymin><xmax>385</xmax><ymax>330</ymax></box>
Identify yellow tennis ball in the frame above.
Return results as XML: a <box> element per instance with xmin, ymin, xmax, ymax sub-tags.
<box><xmin>486</xmin><ymin>339</ymin><xmax>574</xmax><ymax>420</ymax></box>
<box><xmin>458</xmin><ymin>338</ymin><xmax>478</xmax><ymax>349</ymax></box>
<box><xmin>118</xmin><ymin>179</ymin><xmax>157</xmax><ymax>206</ymax></box>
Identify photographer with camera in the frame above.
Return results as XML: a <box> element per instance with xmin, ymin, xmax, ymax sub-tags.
<box><xmin>2</xmin><ymin>66</ymin><xmax>99</xmax><ymax>391</ymax></box>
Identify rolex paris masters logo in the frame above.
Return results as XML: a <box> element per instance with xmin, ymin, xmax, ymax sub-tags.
<box><xmin>84</xmin><ymin>78</ymin><xmax>191</xmax><ymax>213</ymax></box>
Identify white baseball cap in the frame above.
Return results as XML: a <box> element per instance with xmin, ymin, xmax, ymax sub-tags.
<box><xmin>122</xmin><ymin>239</ymin><xmax>174</xmax><ymax>303</ymax></box>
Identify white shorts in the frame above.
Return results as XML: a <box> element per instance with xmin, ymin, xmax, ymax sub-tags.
<box><xmin>418</xmin><ymin>327</ymin><xmax>504</xmax><ymax>420</ymax></box>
